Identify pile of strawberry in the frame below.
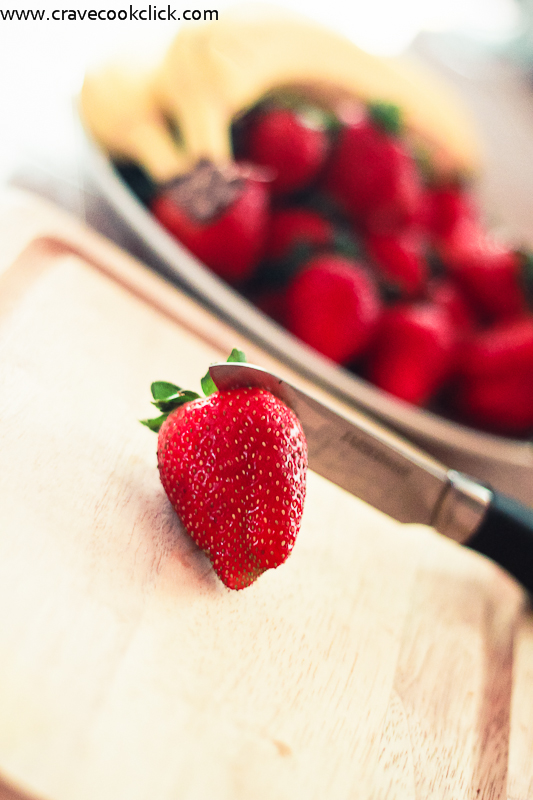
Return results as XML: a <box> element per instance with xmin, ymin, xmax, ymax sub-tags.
<box><xmin>123</xmin><ymin>97</ymin><xmax>533</xmax><ymax>437</ymax></box>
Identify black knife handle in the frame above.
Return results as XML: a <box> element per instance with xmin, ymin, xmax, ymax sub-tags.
<box><xmin>466</xmin><ymin>490</ymin><xmax>533</xmax><ymax>596</ymax></box>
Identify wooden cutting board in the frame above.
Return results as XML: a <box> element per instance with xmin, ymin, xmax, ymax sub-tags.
<box><xmin>0</xmin><ymin>189</ymin><xmax>531</xmax><ymax>800</ymax></box>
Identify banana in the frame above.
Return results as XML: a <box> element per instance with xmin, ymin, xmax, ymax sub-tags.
<box><xmin>81</xmin><ymin>61</ymin><xmax>189</xmax><ymax>182</ymax></box>
<box><xmin>82</xmin><ymin>7</ymin><xmax>481</xmax><ymax>182</ymax></box>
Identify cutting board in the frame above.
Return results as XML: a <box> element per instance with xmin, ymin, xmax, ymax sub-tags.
<box><xmin>0</xmin><ymin>190</ymin><xmax>531</xmax><ymax>800</ymax></box>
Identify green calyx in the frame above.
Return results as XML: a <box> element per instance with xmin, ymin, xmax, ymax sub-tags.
<box><xmin>367</xmin><ymin>101</ymin><xmax>403</xmax><ymax>137</ymax></box>
<box><xmin>140</xmin><ymin>348</ymin><xmax>246</xmax><ymax>433</ymax></box>
<box><xmin>140</xmin><ymin>385</ymin><xmax>201</xmax><ymax>432</ymax></box>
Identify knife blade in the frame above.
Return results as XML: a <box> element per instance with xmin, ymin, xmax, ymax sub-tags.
<box><xmin>210</xmin><ymin>362</ymin><xmax>533</xmax><ymax>594</ymax></box>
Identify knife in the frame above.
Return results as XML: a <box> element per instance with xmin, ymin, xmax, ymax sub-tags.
<box><xmin>210</xmin><ymin>361</ymin><xmax>533</xmax><ymax>595</ymax></box>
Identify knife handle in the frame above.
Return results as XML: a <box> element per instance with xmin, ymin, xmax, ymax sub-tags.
<box><xmin>466</xmin><ymin>490</ymin><xmax>533</xmax><ymax>596</ymax></box>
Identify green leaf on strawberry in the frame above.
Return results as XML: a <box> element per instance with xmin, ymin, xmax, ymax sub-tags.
<box><xmin>141</xmin><ymin>349</ymin><xmax>247</xmax><ymax>431</ymax></box>
<box><xmin>200</xmin><ymin>347</ymin><xmax>246</xmax><ymax>396</ymax></box>
<box><xmin>151</xmin><ymin>381</ymin><xmax>182</xmax><ymax>400</ymax></box>
<box><xmin>141</xmin><ymin>414</ymin><xmax>170</xmax><ymax>433</ymax></box>
<box><xmin>200</xmin><ymin>373</ymin><xmax>218</xmax><ymax>398</ymax></box>
<box><xmin>142</xmin><ymin>389</ymin><xmax>201</xmax><ymax>429</ymax></box>
<box><xmin>367</xmin><ymin>101</ymin><xmax>403</xmax><ymax>137</ymax></box>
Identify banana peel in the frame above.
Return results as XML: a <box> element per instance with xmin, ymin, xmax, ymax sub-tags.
<box><xmin>81</xmin><ymin>7</ymin><xmax>482</xmax><ymax>183</ymax></box>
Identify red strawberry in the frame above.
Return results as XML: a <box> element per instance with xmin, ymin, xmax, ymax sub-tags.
<box><xmin>427</xmin><ymin>277</ymin><xmax>478</xmax><ymax>339</ymax></box>
<box><xmin>242</xmin><ymin>106</ymin><xmax>330</xmax><ymax>196</ymax></box>
<box><xmin>151</xmin><ymin>160</ymin><xmax>269</xmax><ymax>283</ymax></box>
<box><xmin>366</xmin><ymin>302</ymin><xmax>456</xmax><ymax>406</ymax></box>
<box><xmin>141</xmin><ymin>351</ymin><xmax>308</xmax><ymax>590</ymax></box>
<box><xmin>458</xmin><ymin>315</ymin><xmax>533</xmax><ymax>377</ymax></box>
<box><xmin>265</xmin><ymin>208</ymin><xmax>334</xmax><ymax>263</ymax></box>
<box><xmin>285</xmin><ymin>253</ymin><xmax>382</xmax><ymax>364</ymax></box>
<box><xmin>365</xmin><ymin>227</ymin><xmax>428</xmax><ymax>297</ymax></box>
<box><xmin>322</xmin><ymin>106</ymin><xmax>423</xmax><ymax>233</ymax></box>
<box><xmin>437</xmin><ymin>218</ymin><xmax>530</xmax><ymax>322</ymax></box>
<box><xmin>453</xmin><ymin>370</ymin><xmax>533</xmax><ymax>435</ymax></box>
<box><xmin>424</xmin><ymin>184</ymin><xmax>477</xmax><ymax>241</ymax></box>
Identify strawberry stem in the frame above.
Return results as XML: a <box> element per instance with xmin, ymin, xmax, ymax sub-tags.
<box><xmin>151</xmin><ymin>381</ymin><xmax>182</xmax><ymax>399</ymax></box>
<box><xmin>140</xmin><ymin>348</ymin><xmax>247</xmax><ymax>432</ymax></box>
<box><xmin>141</xmin><ymin>414</ymin><xmax>171</xmax><ymax>433</ymax></box>
<box><xmin>367</xmin><ymin>101</ymin><xmax>403</xmax><ymax>136</ymax></box>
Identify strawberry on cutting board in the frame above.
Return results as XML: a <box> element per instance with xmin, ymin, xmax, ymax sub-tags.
<box><xmin>141</xmin><ymin>350</ymin><xmax>308</xmax><ymax>590</ymax></box>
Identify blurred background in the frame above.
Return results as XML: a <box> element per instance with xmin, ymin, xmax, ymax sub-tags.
<box><xmin>1</xmin><ymin>0</ymin><xmax>533</xmax><ymax>239</ymax></box>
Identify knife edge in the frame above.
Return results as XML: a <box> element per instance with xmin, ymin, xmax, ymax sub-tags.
<box><xmin>209</xmin><ymin>363</ymin><xmax>533</xmax><ymax>595</ymax></box>
<box><xmin>209</xmin><ymin>362</ymin><xmax>455</xmax><ymax>529</ymax></box>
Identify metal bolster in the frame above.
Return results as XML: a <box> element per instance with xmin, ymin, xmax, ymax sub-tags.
<box><xmin>431</xmin><ymin>470</ymin><xmax>493</xmax><ymax>545</ymax></box>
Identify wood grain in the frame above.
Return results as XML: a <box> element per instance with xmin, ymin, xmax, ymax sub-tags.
<box><xmin>508</xmin><ymin>611</ymin><xmax>533</xmax><ymax>800</ymax></box>
<box><xmin>0</xmin><ymin>190</ymin><xmax>529</xmax><ymax>800</ymax></box>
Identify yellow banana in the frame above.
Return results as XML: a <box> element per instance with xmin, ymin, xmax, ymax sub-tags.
<box><xmin>152</xmin><ymin>8</ymin><xmax>480</xmax><ymax>177</ymax></box>
<box><xmin>82</xmin><ymin>7</ymin><xmax>481</xmax><ymax>182</ymax></box>
<box><xmin>81</xmin><ymin>61</ymin><xmax>189</xmax><ymax>182</ymax></box>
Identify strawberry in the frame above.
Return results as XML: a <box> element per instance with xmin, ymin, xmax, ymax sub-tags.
<box><xmin>322</xmin><ymin>104</ymin><xmax>423</xmax><ymax>233</ymax></box>
<box><xmin>366</xmin><ymin>302</ymin><xmax>456</xmax><ymax>406</ymax></box>
<box><xmin>458</xmin><ymin>315</ymin><xmax>533</xmax><ymax>377</ymax></box>
<box><xmin>364</xmin><ymin>227</ymin><xmax>428</xmax><ymax>298</ymax></box>
<box><xmin>264</xmin><ymin>207</ymin><xmax>334</xmax><ymax>263</ymax></box>
<box><xmin>285</xmin><ymin>253</ymin><xmax>382</xmax><ymax>364</ymax></box>
<box><xmin>240</xmin><ymin>106</ymin><xmax>330</xmax><ymax>196</ymax></box>
<box><xmin>141</xmin><ymin>350</ymin><xmax>308</xmax><ymax>590</ymax></box>
<box><xmin>452</xmin><ymin>370</ymin><xmax>533</xmax><ymax>435</ymax></box>
<box><xmin>151</xmin><ymin>160</ymin><xmax>270</xmax><ymax>283</ymax></box>
<box><xmin>249</xmin><ymin>207</ymin><xmax>359</xmax><ymax>298</ymax></box>
<box><xmin>423</xmin><ymin>183</ymin><xmax>477</xmax><ymax>242</ymax></box>
<box><xmin>437</xmin><ymin>217</ymin><xmax>532</xmax><ymax>322</ymax></box>
<box><xmin>426</xmin><ymin>276</ymin><xmax>478</xmax><ymax>339</ymax></box>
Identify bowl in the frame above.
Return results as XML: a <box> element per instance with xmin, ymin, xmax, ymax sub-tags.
<box><xmin>78</xmin><ymin>122</ymin><xmax>533</xmax><ymax>505</ymax></box>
